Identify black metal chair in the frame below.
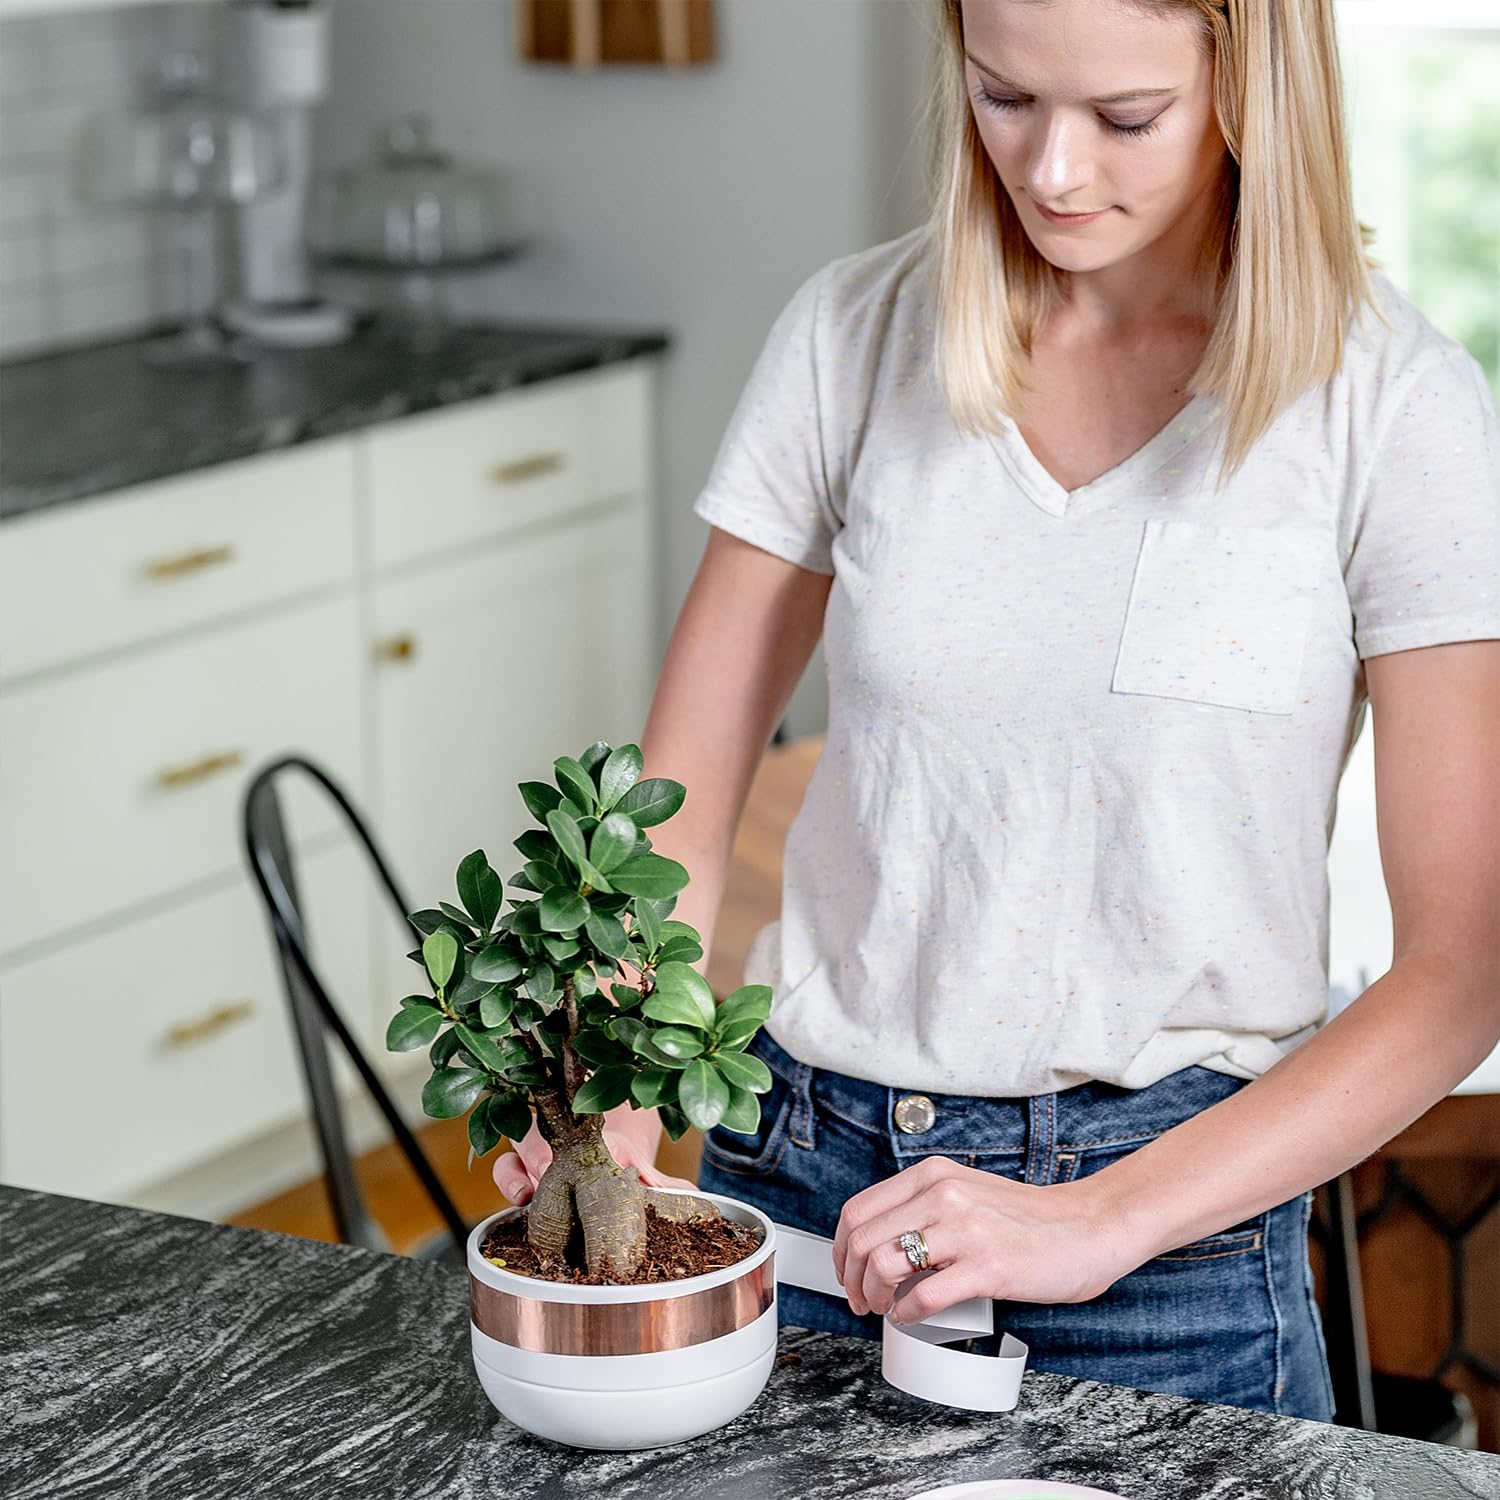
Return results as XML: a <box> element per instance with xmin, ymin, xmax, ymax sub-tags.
<box><xmin>241</xmin><ymin>752</ymin><xmax>472</xmax><ymax>1264</ymax></box>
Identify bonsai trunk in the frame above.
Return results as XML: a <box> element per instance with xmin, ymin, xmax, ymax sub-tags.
<box><xmin>527</xmin><ymin>1088</ymin><xmax>718</xmax><ymax>1280</ymax></box>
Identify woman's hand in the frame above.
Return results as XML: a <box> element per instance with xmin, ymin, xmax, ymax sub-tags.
<box><xmin>831</xmin><ymin>1155</ymin><xmax>1139</xmax><ymax>1324</ymax></box>
<box><xmin>492</xmin><ymin>1111</ymin><xmax>698</xmax><ymax>1205</ymax></box>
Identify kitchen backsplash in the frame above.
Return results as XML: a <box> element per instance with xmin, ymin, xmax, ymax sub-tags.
<box><xmin>0</xmin><ymin>2</ymin><xmax>224</xmax><ymax>360</ymax></box>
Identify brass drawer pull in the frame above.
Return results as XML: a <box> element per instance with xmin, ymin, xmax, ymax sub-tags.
<box><xmin>142</xmin><ymin>544</ymin><xmax>236</xmax><ymax>581</ymax></box>
<box><xmin>375</xmin><ymin>633</ymin><xmax>418</xmax><ymax>664</ymax></box>
<box><xmin>165</xmin><ymin>999</ymin><xmax>256</xmax><ymax>1050</ymax></box>
<box><xmin>155</xmin><ymin>749</ymin><xmax>246</xmax><ymax>790</ymax></box>
<box><xmin>488</xmin><ymin>451</ymin><xmax>567</xmax><ymax>486</ymax></box>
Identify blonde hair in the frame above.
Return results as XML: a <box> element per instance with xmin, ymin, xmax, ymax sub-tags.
<box><xmin>928</xmin><ymin>0</ymin><xmax>1388</xmax><ymax>491</ymax></box>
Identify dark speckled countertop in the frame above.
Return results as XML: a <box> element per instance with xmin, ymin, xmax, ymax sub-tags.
<box><xmin>2</xmin><ymin>1186</ymin><xmax>1496</xmax><ymax>1499</ymax></box>
<box><xmin>0</xmin><ymin>319</ymin><xmax>670</xmax><ymax>522</ymax></box>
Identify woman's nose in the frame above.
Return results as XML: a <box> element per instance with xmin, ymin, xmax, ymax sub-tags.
<box><xmin>1024</xmin><ymin>112</ymin><xmax>1095</xmax><ymax>208</ymax></box>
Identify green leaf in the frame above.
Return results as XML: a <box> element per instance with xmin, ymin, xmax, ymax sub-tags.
<box><xmin>720</xmin><ymin>1082</ymin><xmax>763</xmax><ymax>1135</ymax></box>
<box><xmin>439</xmin><ymin>901</ymin><xmax>478</xmax><ymax>932</ymax></box>
<box><xmin>421</xmin><ymin>1067</ymin><xmax>486</xmax><ymax>1119</ymax></box>
<box><xmin>631</xmin><ymin>900</ymin><xmax>663</xmax><ymax>954</ymax></box>
<box><xmin>609</xmin><ymin>853</ymin><xmax>690</xmax><ymax>901</ymax></box>
<box><xmin>571</xmin><ymin>1066</ymin><xmax>636</xmax><ymax>1114</ymax></box>
<box><xmin>386</xmin><ymin>1006</ymin><xmax>445</xmax><ymax>1052</ymax></box>
<box><xmin>713</xmin><ymin>983</ymin><xmax>773</xmax><ymax>1048</ymax></box>
<box><xmin>657</xmin><ymin>1101</ymin><xmax>691</xmax><ymax>1141</ymax></box>
<box><xmin>540</xmin><ymin>889</ymin><xmax>589</xmax><ymax>932</ymax></box>
<box><xmin>656</xmin><ymin>934</ymin><xmax>704</xmax><ymax>966</ymax></box>
<box><xmin>628</xmin><ymin>1031</ymin><xmax>691</xmax><ymax>1070</ymax></box>
<box><xmin>597</xmin><ymin>743</ymin><xmax>644</xmax><ymax>810</ymax></box>
<box><xmin>713</xmin><ymin>1049</ymin><xmax>773</xmax><ymax>1093</ymax></box>
<box><xmin>589</xmin><ymin>812</ymin><xmax>639</xmax><ymax>875</ymax></box>
<box><xmin>457</xmin><ymin>850</ymin><xmax>504</xmax><ymax>932</ymax></box>
<box><xmin>571</xmin><ymin>966</ymin><xmax>598</xmax><ymax>999</ymax></box>
<box><xmin>611</xmin><ymin>984</ymin><xmax>643</xmax><ymax>1010</ymax></box>
<box><xmin>648</xmin><ymin>1026</ymin><xmax>705</xmax><ymax>1060</ymax></box>
<box><xmin>527</xmin><ymin>963</ymin><xmax>558</xmax><ymax>1006</ymax></box>
<box><xmin>616</xmin><ymin>777</ymin><xmax>686</xmax><ymax>828</ymax></box>
<box><xmin>540</xmin><ymin>934</ymin><xmax>580</xmax><ymax>964</ymax></box>
<box><xmin>455</xmin><ymin>1024</ymin><xmax>518</xmax><ymax>1074</ymax></box>
<box><xmin>471</xmin><ymin>947</ymin><xmax>523</xmax><ymax>984</ymax></box>
<box><xmin>546</xmin><ymin>808</ymin><xmax>588</xmax><ymax>874</ymax></box>
<box><xmin>479</xmin><ymin>990</ymin><xmax>515</xmax><ymax>1028</ymax></box>
<box><xmin>647</xmin><ymin>962</ymin><xmax>716</xmax><ymax>1028</ymax></box>
<box><xmin>488</xmin><ymin>1091</ymin><xmax>534</xmax><ymax>1145</ymax></box>
<box><xmin>429</xmin><ymin>1026</ymin><xmax>468</xmax><ymax>1068</ymax></box>
<box><xmin>578</xmin><ymin>740</ymin><xmax>612</xmax><ymax>778</ymax></box>
<box><xmin>571</xmin><ymin>1029</ymin><xmax>633</xmax><ymax>1069</ymax></box>
<box><xmin>630</xmin><ymin>1068</ymin><xmax>675</xmax><ymax>1109</ymax></box>
<box><xmin>422</xmin><ymin>931</ymin><xmax>459</xmax><ymax>990</ymax></box>
<box><xmin>553</xmin><ymin>756</ymin><xmax>599</xmax><ymax>816</ymax></box>
<box><xmin>408</xmin><ymin>908</ymin><xmax>452</xmax><ymax>936</ymax></box>
<box><xmin>514</xmin><ymin>828</ymin><xmax>556</xmax><ymax>863</ymax></box>
<box><xmin>609</xmin><ymin>1015</ymin><xmax>648</xmax><ymax>1049</ymax></box>
<box><xmin>468</xmin><ymin>1096</ymin><xmax>505</xmax><ymax>1157</ymax></box>
<box><xmin>519</xmin><ymin>781</ymin><xmax>564</xmax><ymax>821</ymax></box>
<box><xmin>523</xmin><ymin>858</ymin><xmax>566</xmax><ymax>891</ymax></box>
<box><xmin>584</xmin><ymin>909</ymin><xmax>630</xmax><ymax>959</ymax></box>
<box><xmin>678</xmin><ymin>1059</ymin><xmax>730</xmax><ymax>1131</ymax></box>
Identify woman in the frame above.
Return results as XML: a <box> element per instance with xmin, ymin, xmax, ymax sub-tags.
<box><xmin>496</xmin><ymin>0</ymin><xmax>1500</xmax><ymax>1418</ymax></box>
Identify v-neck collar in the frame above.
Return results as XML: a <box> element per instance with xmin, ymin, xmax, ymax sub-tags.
<box><xmin>984</xmin><ymin>392</ymin><xmax>1221</xmax><ymax>518</ymax></box>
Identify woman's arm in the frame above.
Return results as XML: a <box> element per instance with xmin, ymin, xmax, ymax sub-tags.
<box><xmin>1093</xmin><ymin>637</ymin><xmax>1500</xmax><ymax>1262</ymax></box>
<box><xmin>834</xmin><ymin>639</ymin><xmax>1500</xmax><ymax>1320</ymax></box>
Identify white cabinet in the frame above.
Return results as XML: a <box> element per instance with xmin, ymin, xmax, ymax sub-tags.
<box><xmin>0</xmin><ymin>357</ymin><xmax>662</xmax><ymax>1208</ymax></box>
<box><xmin>368</xmin><ymin>505</ymin><xmax>654</xmax><ymax>1005</ymax></box>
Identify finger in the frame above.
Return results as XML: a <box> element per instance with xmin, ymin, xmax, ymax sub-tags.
<box><xmin>861</xmin><ymin>1216</ymin><xmax>951</xmax><ymax>1317</ymax></box>
<box><xmin>491</xmin><ymin>1149</ymin><xmax>534</xmax><ymax>1206</ymax></box>
<box><xmin>889</xmin><ymin>1264</ymin><xmax>980</xmax><ymax>1327</ymax></box>
<box><xmin>832</xmin><ymin>1155</ymin><xmax>956</xmax><ymax>1285</ymax></box>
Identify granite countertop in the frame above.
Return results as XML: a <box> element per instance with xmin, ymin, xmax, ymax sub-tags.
<box><xmin>0</xmin><ymin>319</ymin><xmax>670</xmax><ymax>523</ymax></box>
<box><xmin>2</xmin><ymin>1186</ymin><xmax>1495</xmax><ymax>1499</ymax></box>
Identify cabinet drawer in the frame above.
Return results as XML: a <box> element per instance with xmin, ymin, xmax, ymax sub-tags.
<box><xmin>0</xmin><ymin>594</ymin><xmax>363</xmax><ymax>955</ymax></box>
<box><xmin>0</xmin><ymin>439</ymin><xmax>357</xmax><ymax>683</ymax></box>
<box><xmin>0</xmin><ymin>842</ymin><xmax>373</xmax><ymax>1202</ymax></box>
<box><xmin>362</xmin><ymin>361</ymin><xmax>650</xmax><ymax>572</ymax></box>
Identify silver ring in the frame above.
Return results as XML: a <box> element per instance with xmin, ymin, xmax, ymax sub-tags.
<box><xmin>899</xmin><ymin>1228</ymin><xmax>931</xmax><ymax>1272</ymax></box>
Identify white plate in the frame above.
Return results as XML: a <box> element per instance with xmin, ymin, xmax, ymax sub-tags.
<box><xmin>904</xmin><ymin>1484</ymin><xmax>1130</xmax><ymax>1500</ymax></box>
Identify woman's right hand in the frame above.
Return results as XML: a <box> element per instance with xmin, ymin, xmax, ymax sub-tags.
<box><xmin>492</xmin><ymin>1109</ymin><xmax>695</xmax><ymax>1205</ymax></box>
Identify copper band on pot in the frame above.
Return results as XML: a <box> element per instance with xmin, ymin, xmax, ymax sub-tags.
<box><xmin>469</xmin><ymin>1256</ymin><xmax>776</xmax><ymax>1356</ymax></box>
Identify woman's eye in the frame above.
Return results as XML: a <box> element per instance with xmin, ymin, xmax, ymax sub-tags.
<box><xmin>969</xmin><ymin>87</ymin><xmax>1163</xmax><ymax>140</ymax></box>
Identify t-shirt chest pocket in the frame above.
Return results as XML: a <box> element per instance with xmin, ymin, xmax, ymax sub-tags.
<box><xmin>1111</xmin><ymin>518</ymin><xmax>1324</xmax><ymax>715</ymax></box>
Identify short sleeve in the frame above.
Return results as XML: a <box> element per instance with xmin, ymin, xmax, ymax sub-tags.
<box><xmin>1344</xmin><ymin>342</ymin><xmax>1500</xmax><ymax>659</ymax></box>
<box><xmin>691</xmin><ymin>267</ymin><xmax>841</xmax><ymax>576</ymax></box>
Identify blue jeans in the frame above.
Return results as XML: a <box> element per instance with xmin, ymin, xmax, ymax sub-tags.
<box><xmin>696</xmin><ymin>1028</ymin><xmax>1336</xmax><ymax>1421</ymax></box>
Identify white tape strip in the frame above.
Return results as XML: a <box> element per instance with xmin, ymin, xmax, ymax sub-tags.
<box><xmin>773</xmin><ymin>1223</ymin><xmax>1029</xmax><ymax>1412</ymax></box>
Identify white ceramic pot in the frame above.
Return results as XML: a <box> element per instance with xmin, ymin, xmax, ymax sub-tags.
<box><xmin>467</xmin><ymin>1188</ymin><xmax>777</xmax><ymax>1450</ymax></box>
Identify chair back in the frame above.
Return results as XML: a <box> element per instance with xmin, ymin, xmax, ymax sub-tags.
<box><xmin>241</xmin><ymin>754</ymin><xmax>468</xmax><ymax>1259</ymax></box>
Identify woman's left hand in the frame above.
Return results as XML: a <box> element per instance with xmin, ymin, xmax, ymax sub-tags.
<box><xmin>831</xmin><ymin>1154</ymin><xmax>1138</xmax><ymax>1323</ymax></box>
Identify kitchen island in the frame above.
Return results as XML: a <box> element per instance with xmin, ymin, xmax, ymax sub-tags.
<box><xmin>2</xmin><ymin>1186</ymin><xmax>1494</xmax><ymax>1499</ymax></box>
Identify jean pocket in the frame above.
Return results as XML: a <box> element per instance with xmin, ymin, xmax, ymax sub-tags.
<box><xmin>1058</xmin><ymin>1140</ymin><xmax>1267</xmax><ymax>1261</ymax></box>
<box><xmin>700</xmin><ymin>1039</ymin><xmax>797</xmax><ymax>1178</ymax></box>
<box><xmin>1111</xmin><ymin>519</ymin><xmax>1323</xmax><ymax>714</ymax></box>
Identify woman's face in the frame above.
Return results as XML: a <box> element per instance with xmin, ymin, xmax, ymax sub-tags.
<box><xmin>961</xmin><ymin>0</ymin><xmax>1229</xmax><ymax>287</ymax></box>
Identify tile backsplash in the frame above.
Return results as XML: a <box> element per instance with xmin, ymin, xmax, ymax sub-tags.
<box><xmin>0</xmin><ymin>2</ymin><xmax>224</xmax><ymax>361</ymax></box>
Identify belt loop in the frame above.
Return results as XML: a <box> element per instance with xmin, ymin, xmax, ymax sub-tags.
<box><xmin>788</xmin><ymin>1060</ymin><xmax>816</xmax><ymax>1150</ymax></box>
<box><xmin>1024</xmin><ymin>1091</ymin><xmax>1057</xmax><ymax>1185</ymax></box>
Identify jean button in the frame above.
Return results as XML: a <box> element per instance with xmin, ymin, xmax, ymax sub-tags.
<box><xmin>893</xmin><ymin>1093</ymin><xmax>936</xmax><ymax>1134</ymax></box>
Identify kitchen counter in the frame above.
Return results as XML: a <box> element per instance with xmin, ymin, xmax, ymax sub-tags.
<box><xmin>0</xmin><ymin>319</ymin><xmax>670</xmax><ymax>522</ymax></box>
<box><xmin>2</xmin><ymin>1186</ymin><xmax>1494</xmax><ymax>1499</ymax></box>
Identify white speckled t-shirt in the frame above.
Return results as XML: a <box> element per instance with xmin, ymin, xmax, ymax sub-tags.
<box><xmin>692</xmin><ymin>225</ymin><xmax>1500</xmax><ymax>1096</ymax></box>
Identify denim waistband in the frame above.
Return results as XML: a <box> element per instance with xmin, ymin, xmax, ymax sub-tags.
<box><xmin>752</xmin><ymin>1024</ymin><xmax>1245</xmax><ymax>1159</ymax></box>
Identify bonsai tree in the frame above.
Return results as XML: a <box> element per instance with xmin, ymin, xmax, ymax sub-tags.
<box><xmin>386</xmin><ymin>739</ymin><xmax>774</xmax><ymax>1282</ymax></box>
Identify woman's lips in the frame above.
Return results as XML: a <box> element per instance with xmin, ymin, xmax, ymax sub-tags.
<box><xmin>1033</xmin><ymin>201</ymin><xmax>1113</xmax><ymax>226</ymax></box>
